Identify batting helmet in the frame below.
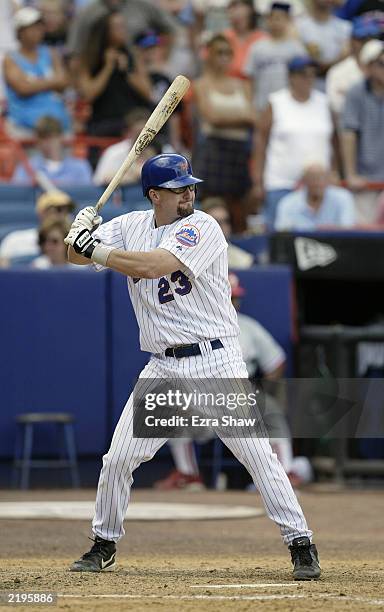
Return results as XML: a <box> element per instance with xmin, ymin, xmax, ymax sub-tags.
<box><xmin>141</xmin><ymin>153</ymin><xmax>203</xmax><ymax>196</ymax></box>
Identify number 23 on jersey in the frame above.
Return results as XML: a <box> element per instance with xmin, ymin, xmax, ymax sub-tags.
<box><xmin>158</xmin><ymin>270</ymin><xmax>192</xmax><ymax>304</ymax></box>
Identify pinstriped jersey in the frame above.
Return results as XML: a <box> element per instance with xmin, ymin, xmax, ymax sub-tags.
<box><xmin>93</xmin><ymin>209</ymin><xmax>240</xmax><ymax>353</ymax></box>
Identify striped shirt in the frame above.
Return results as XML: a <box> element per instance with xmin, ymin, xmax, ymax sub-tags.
<box><xmin>93</xmin><ymin>209</ymin><xmax>240</xmax><ymax>353</ymax></box>
<box><xmin>342</xmin><ymin>79</ymin><xmax>384</xmax><ymax>180</ymax></box>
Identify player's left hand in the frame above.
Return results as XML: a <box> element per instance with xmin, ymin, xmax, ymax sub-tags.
<box><xmin>72</xmin><ymin>206</ymin><xmax>103</xmax><ymax>232</ymax></box>
<box><xmin>64</xmin><ymin>224</ymin><xmax>97</xmax><ymax>255</ymax></box>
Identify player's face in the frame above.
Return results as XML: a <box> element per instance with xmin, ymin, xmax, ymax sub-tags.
<box><xmin>153</xmin><ymin>184</ymin><xmax>196</xmax><ymax>220</ymax></box>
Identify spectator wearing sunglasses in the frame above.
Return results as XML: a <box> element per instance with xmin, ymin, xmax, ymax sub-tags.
<box><xmin>32</xmin><ymin>217</ymin><xmax>73</xmax><ymax>268</ymax></box>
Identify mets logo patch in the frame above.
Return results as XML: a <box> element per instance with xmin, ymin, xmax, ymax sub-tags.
<box><xmin>175</xmin><ymin>224</ymin><xmax>200</xmax><ymax>247</ymax></box>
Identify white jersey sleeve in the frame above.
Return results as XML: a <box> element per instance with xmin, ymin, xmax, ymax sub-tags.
<box><xmin>157</xmin><ymin>212</ymin><xmax>227</xmax><ymax>279</ymax></box>
<box><xmin>91</xmin><ymin>215</ymin><xmax>127</xmax><ymax>271</ymax></box>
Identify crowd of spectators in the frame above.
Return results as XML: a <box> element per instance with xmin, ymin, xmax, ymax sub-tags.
<box><xmin>1</xmin><ymin>0</ymin><xmax>384</xmax><ymax>240</ymax></box>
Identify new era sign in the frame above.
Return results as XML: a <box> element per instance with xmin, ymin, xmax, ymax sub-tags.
<box><xmin>294</xmin><ymin>237</ymin><xmax>337</xmax><ymax>271</ymax></box>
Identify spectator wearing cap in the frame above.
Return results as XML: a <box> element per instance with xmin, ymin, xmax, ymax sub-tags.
<box><xmin>252</xmin><ymin>56</ymin><xmax>335</xmax><ymax>229</ymax></box>
<box><xmin>3</xmin><ymin>6</ymin><xmax>70</xmax><ymax>137</ymax></box>
<box><xmin>275</xmin><ymin>162</ymin><xmax>356</xmax><ymax>231</ymax></box>
<box><xmin>93</xmin><ymin>107</ymin><xmax>159</xmax><ymax>185</ymax></box>
<box><xmin>244</xmin><ymin>2</ymin><xmax>306</xmax><ymax>111</ymax></box>
<box><xmin>326</xmin><ymin>17</ymin><xmax>380</xmax><ymax>117</ymax></box>
<box><xmin>0</xmin><ymin>190</ymin><xmax>75</xmax><ymax>265</ymax></box>
<box><xmin>295</xmin><ymin>0</ymin><xmax>352</xmax><ymax>90</ymax></box>
<box><xmin>223</xmin><ymin>0</ymin><xmax>267</xmax><ymax>80</ymax></box>
<box><xmin>11</xmin><ymin>115</ymin><xmax>93</xmax><ymax>186</ymax></box>
<box><xmin>341</xmin><ymin>39</ymin><xmax>384</xmax><ymax>223</ymax></box>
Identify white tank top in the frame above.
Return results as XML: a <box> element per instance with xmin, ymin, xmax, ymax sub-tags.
<box><xmin>264</xmin><ymin>88</ymin><xmax>333</xmax><ymax>189</ymax></box>
<box><xmin>202</xmin><ymin>88</ymin><xmax>250</xmax><ymax>140</ymax></box>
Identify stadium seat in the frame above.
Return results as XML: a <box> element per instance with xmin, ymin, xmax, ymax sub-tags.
<box><xmin>0</xmin><ymin>203</ymin><xmax>37</xmax><ymax>224</ymax></box>
<box><xmin>121</xmin><ymin>183</ymin><xmax>151</xmax><ymax>211</ymax></box>
<box><xmin>0</xmin><ymin>185</ymin><xmax>36</xmax><ymax>204</ymax></box>
<box><xmin>36</xmin><ymin>186</ymin><xmax>111</xmax><ymax>208</ymax></box>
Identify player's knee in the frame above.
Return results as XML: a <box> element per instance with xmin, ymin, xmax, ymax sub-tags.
<box><xmin>102</xmin><ymin>451</ymin><xmax>130</xmax><ymax>473</ymax></box>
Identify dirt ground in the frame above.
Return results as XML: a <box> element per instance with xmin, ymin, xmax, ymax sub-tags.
<box><xmin>0</xmin><ymin>486</ymin><xmax>383</xmax><ymax>611</ymax></box>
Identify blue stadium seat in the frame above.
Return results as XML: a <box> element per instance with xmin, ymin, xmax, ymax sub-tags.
<box><xmin>121</xmin><ymin>183</ymin><xmax>151</xmax><ymax>211</ymax></box>
<box><xmin>36</xmin><ymin>186</ymin><xmax>116</xmax><ymax>208</ymax></box>
<box><xmin>0</xmin><ymin>203</ymin><xmax>38</xmax><ymax>224</ymax></box>
<box><xmin>9</xmin><ymin>254</ymin><xmax>37</xmax><ymax>266</ymax></box>
<box><xmin>0</xmin><ymin>185</ymin><xmax>36</xmax><ymax>205</ymax></box>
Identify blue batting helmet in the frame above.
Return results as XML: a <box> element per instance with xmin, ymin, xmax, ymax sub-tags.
<box><xmin>141</xmin><ymin>153</ymin><xmax>203</xmax><ymax>196</ymax></box>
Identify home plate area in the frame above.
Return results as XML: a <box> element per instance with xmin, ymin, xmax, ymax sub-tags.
<box><xmin>0</xmin><ymin>500</ymin><xmax>264</xmax><ymax>520</ymax></box>
<box><xmin>1</xmin><ymin>490</ymin><xmax>382</xmax><ymax>611</ymax></box>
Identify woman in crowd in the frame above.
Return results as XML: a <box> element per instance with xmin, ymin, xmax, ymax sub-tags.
<box><xmin>224</xmin><ymin>0</ymin><xmax>267</xmax><ymax>79</ymax></box>
<box><xmin>193</xmin><ymin>33</ymin><xmax>257</xmax><ymax>233</ymax></box>
<box><xmin>32</xmin><ymin>217</ymin><xmax>72</xmax><ymax>269</ymax></box>
<box><xmin>3</xmin><ymin>6</ymin><xmax>70</xmax><ymax>136</ymax></box>
<box><xmin>252</xmin><ymin>56</ymin><xmax>336</xmax><ymax>229</ymax></box>
<box><xmin>75</xmin><ymin>10</ymin><xmax>153</xmax><ymax>139</ymax></box>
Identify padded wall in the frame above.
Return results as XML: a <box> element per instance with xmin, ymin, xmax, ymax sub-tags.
<box><xmin>0</xmin><ymin>269</ymin><xmax>108</xmax><ymax>457</ymax></box>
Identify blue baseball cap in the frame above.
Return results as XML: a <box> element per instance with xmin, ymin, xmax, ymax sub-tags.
<box><xmin>134</xmin><ymin>30</ymin><xmax>160</xmax><ymax>49</ymax></box>
<box><xmin>352</xmin><ymin>17</ymin><xmax>381</xmax><ymax>39</ymax></box>
<box><xmin>288</xmin><ymin>56</ymin><xmax>318</xmax><ymax>72</ymax></box>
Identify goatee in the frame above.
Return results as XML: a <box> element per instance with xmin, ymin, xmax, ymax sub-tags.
<box><xmin>177</xmin><ymin>203</ymin><xmax>194</xmax><ymax>218</ymax></box>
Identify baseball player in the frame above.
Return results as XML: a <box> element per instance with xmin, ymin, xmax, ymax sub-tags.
<box><xmin>64</xmin><ymin>153</ymin><xmax>321</xmax><ymax>580</ymax></box>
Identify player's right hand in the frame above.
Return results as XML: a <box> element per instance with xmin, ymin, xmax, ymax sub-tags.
<box><xmin>72</xmin><ymin>206</ymin><xmax>103</xmax><ymax>233</ymax></box>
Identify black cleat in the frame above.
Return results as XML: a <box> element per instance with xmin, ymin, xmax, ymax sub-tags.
<box><xmin>289</xmin><ymin>536</ymin><xmax>321</xmax><ymax>580</ymax></box>
<box><xmin>70</xmin><ymin>536</ymin><xmax>116</xmax><ymax>572</ymax></box>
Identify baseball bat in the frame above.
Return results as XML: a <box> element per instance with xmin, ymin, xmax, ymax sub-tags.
<box><xmin>95</xmin><ymin>74</ymin><xmax>190</xmax><ymax>213</ymax></box>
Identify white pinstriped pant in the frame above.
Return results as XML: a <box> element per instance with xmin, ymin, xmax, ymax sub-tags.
<box><xmin>92</xmin><ymin>339</ymin><xmax>313</xmax><ymax>546</ymax></box>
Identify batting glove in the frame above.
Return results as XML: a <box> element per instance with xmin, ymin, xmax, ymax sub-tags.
<box><xmin>64</xmin><ymin>225</ymin><xmax>114</xmax><ymax>266</ymax></box>
<box><xmin>72</xmin><ymin>206</ymin><xmax>103</xmax><ymax>232</ymax></box>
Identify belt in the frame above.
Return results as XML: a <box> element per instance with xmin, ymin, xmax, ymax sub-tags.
<box><xmin>165</xmin><ymin>339</ymin><xmax>223</xmax><ymax>359</ymax></box>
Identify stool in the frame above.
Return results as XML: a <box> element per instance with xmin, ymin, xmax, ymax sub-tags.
<box><xmin>13</xmin><ymin>412</ymin><xmax>80</xmax><ymax>489</ymax></box>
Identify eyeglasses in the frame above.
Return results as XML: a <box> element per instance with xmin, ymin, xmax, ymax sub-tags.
<box><xmin>45</xmin><ymin>205</ymin><xmax>72</xmax><ymax>214</ymax></box>
<box><xmin>158</xmin><ymin>184</ymin><xmax>197</xmax><ymax>195</ymax></box>
<box><xmin>43</xmin><ymin>237</ymin><xmax>61</xmax><ymax>245</ymax></box>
